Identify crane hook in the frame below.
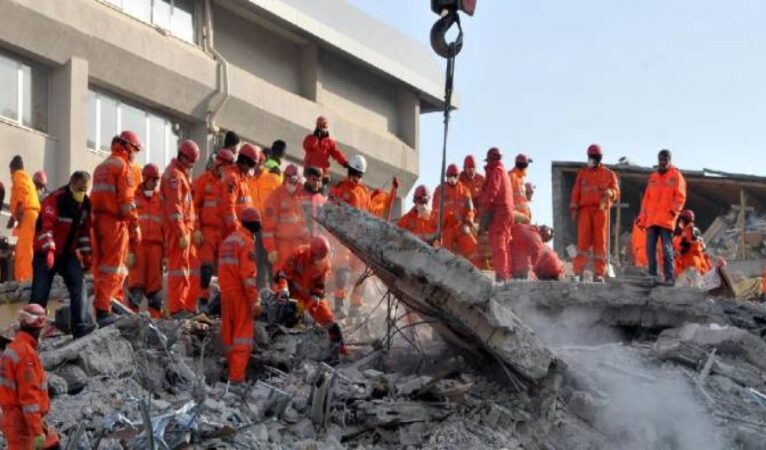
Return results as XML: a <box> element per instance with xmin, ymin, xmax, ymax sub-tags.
<box><xmin>430</xmin><ymin>10</ymin><xmax>463</xmax><ymax>59</ymax></box>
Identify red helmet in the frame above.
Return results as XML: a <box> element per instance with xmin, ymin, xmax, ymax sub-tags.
<box><xmin>19</xmin><ymin>304</ymin><xmax>47</xmax><ymax>328</ymax></box>
<box><xmin>142</xmin><ymin>163</ymin><xmax>161</xmax><ymax>180</ymax></box>
<box><xmin>486</xmin><ymin>147</ymin><xmax>502</xmax><ymax>162</ymax></box>
<box><xmin>215</xmin><ymin>148</ymin><xmax>235</xmax><ymax>166</ymax></box>
<box><xmin>284</xmin><ymin>163</ymin><xmax>299</xmax><ymax>178</ymax></box>
<box><xmin>316</xmin><ymin>116</ymin><xmax>329</xmax><ymax>129</ymax></box>
<box><xmin>238</xmin><ymin>207</ymin><xmax>261</xmax><ymax>223</ymax></box>
<box><xmin>463</xmin><ymin>155</ymin><xmax>476</xmax><ymax>169</ymax></box>
<box><xmin>178</xmin><ymin>140</ymin><xmax>200</xmax><ymax>163</ymax></box>
<box><xmin>446</xmin><ymin>164</ymin><xmax>459</xmax><ymax>177</ymax></box>
<box><xmin>680</xmin><ymin>210</ymin><xmax>695</xmax><ymax>222</ymax></box>
<box><xmin>33</xmin><ymin>170</ymin><xmax>48</xmax><ymax>186</ymax></box>
<box><xmin>239</xmin><ymin>143</ymin><xmax>261</xmax><ymax>164</ymax></box>
<box><xmin>115</xmin><ymin>130</ymin><xmax>142</xmax><ymax>151</ymax></box>
<box><xmin>515</xmin><ymin>154</ymin><xmax>533</xmax><ymax>165</ymax></box>
<box><xmin>587</xmin><ymin>144</ymin><xmax>603</xmax><ymax>157</ymax></box>
<box><xmin>413</xmin><ymin>185</ymin><xmax>430</xmax><ymax>202</ymax></box>
<box><xmin>310</xmin><ymin>236</ymin><xmax>331</xmax><ymax>260</ymax></box>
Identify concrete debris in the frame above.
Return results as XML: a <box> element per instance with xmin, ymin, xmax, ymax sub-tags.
<box><xmin>704</xmin><ymin>209</ymin><xmax>766</xmax><ymax>261</ymax></box>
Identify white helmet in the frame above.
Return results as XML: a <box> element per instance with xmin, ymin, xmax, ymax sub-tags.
<box><xmin>348</xmin><ymin>154</ymin><xmax>367</xmax><ymax>174</ymax></box>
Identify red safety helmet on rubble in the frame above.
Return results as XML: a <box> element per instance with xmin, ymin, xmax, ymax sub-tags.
<box><xmin>284</xmin><ymin>164</ymin><xmax>300</xmax><ymax>178</ymax></box>
<box><xmin>19</xmin><ymin>303</ymin><xmax>47</xmax><ymax>328</ymax></box>
<box><xmin>114</xmin><ymin>130</ymin><xmax>142</xmax><ymax>151</ymax></box>
<box><xmin>142</xmin><ymin>163</ymin><xmax>161</xmax><ymax>180</ymax></box>
<box><xmin>680</xmin><ymin>210</ymin><xmax>695</xmax><ymax>222</ymax></box>
<box><xmin>413</xmin><ymin>185</ymin><xmax>431</xmax><ymax>203</ymax></box>
<box><xmin>310</xmin><ymin>236</ymin><xmax>331</xmax><ymax>260</ymax></box>
<box><xmin>215</xmin><ymin>148</ymin><xmax>235</xmax><ymax>166</ymax></box>
<box><xmin>464</xmin><ymin>155</ymin><xmax>476</xmax><ymax>169</ymax></box>
<box><xmin>178</xmin><ymin>140</ymin><xmax>200</xmax><ymax>163</ymax></box>
<box><xmin>33</xmin><ymin>170</ymin><xmax>48</xmax><ymax>186</ymax></box>
<box><xmin>587</xmin><ymin>144</ymin><xmax>603</xmax><ymax>157</ymax></box>
<box><xmin>316</xmin><ymin>116</ymin><xmax>329</xmax><ymax>129</ymax></box>
<box><xmin>446</xmin><ymin>164</ymin><xmax>460</xmax><ymax>177</ymax></box>
<box><xmin>239</xmin><ymin>143</ymin><xmax>263</xmax><ymax>164</ymax></box>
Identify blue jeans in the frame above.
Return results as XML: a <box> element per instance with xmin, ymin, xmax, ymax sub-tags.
<box><xmin>31</xmin><ymin>251</ymin><xmax>93</xmax><ymax>334</ymax></box>
<box><xmin>646</xmin><ymin>226</ymin><xmax>674</xmax><ymax>282</ymax></box>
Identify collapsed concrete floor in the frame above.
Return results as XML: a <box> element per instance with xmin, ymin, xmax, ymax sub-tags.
<box><xmin>1</xmin><ymin>203</ymin><xmax>765</xmax><ymax>449</ymax></box>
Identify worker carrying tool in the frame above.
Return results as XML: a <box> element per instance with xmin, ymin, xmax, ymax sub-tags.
<box><xmin>127</xmin><ymin>164</ymin><xmax>164</xmax><ymax>318</ymax></box>
<box><xmin>303</xmin><ymin>116</ymin><xmax>349</xmax><ymax>187</ymax></box>
<box><xmin>220</xmin><ymin>144</ymin><xmax>258</xmax><ymax>236</ymax></box>
<box><xmin>219</xmin><ymin>207</ymin><xmax>263</xmax><ymax>384</ymax></box>
<box><xmin>479</xmin><ymin>147</ymin><xmax>515</xmax><ymax>284</ymax></box>
<box><xmin>91</xmin><ymin>131</ymin><xmax>141</xmax><ymax>326</ymax></box>
<box><xmin>8</xmin><ymin>155</ymin><xmax>41</xmax><ymax>282</ymax></box>
<box><xmin>274</xmin><ymin>236</ymin><xmax>347</xmax><ymax>355</ymax></box>
<box><xmin>398</xmin><ymin>185</ymin><xmax>438</xmax><ymax>243</ymax></box>
<box><xmin>638</xmin><ymin>149</ymin><xmax>687</xmax><ymax>284</ymax></box>
<box><xmin>0</xmin><ymin>304</ymin><xmax>60</xmax><ymax>450</ymax></box>
<box><xmin>433</xmin><ymin>164</ymin><xmax>476</xmax><ymax>259</ymax></box>
<box><xmin>570</xmin><ymin>144</ymin><xmax>620</xmax><ymax>283</ymax></box>
<box><xmin>673</xmin><ymin>209</ymin><xmax>712</xmax><ymax>276</ymax></box>
<box><xmin>31</xmin><ymin>171</ymin><xmax>95</xmax><ymax>339</ymax></box>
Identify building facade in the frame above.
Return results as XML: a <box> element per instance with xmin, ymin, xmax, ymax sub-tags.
<box><xmin>0</xmin><ymin>0</ymin><xmax>445</xmax><ymax>234</ymax></box>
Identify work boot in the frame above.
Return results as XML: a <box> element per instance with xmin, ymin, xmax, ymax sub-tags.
<box><xmin>96</xmin><ymin>309</ymin><xmax>119</xmax><ymax>328</ymax></box>
<box><xmin>333</xmin><ymin>297</ymin><xmax>346</xmax><ymax>319</ymax></box>
<box><xmin>348</xmin><ymin>303</ymin><xmax>361</xmax><ymax>318</ymax></box>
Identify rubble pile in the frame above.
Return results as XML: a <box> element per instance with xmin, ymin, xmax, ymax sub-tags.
<box><xmin>704</xmin><ymin>209</ymin><xmax>766</xmax><ymax>260</ymax></box>
<box><xmin>0</xmin><ymin>274</ymin><xmax>93</xmax><ymax>304</ymax></box>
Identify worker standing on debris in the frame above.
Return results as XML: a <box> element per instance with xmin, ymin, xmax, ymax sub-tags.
<box><xmin>275</xmin><ymin>236</ymin><xmax>347</xmax><ymax>355</ymax></box>
<box><xmin>570</xmin><ymin>144</ymin><xmax>620</xmax><ymax>283</ymax></box>
<box><xmin>264</xmin><ymin>139</ymin><xmax>286</xmax><ymax>178</ymax></box>
<box><xmin>8</xmin><ymin>155</ymin><xmax>41</xmax><ymax>282</ymax></box>
<box><xmin>91</xmin><ymin>131</ymin><xmax>141</xmax><ymax>326</ymax></box>
<box><xmin>220</xmin><ymin>144</ymin><xmax>258</xmax><ymax>236</ymax></box>
<box><xmin>461</xmin><ymin>155</ymin><xmax>492</xmax><ymax>270</ymax></box>
<box><xmin>31</xmin><ymin>171</ymin><xmax>95</xmax><ymax>338</ymax></box>
<box><xmin>479</xmin><ymin>147</ymin><xmax>515</xmax><ymax>283</ymax></box>
<box><xmin>219</xmin><ymin>207</ymin><xmax>262</xmax><ymax>384</ymax></box>
<box><xmin>398</xmin><ymin>185</ymin><xmax>438</xmax><ymax>243</ymax></box>
<box><xmin>299</xmin><ymin>167</ymin><xmax>328</xmax><ymax>237</ymax></box>
<box><xmin>509</xmin><ymin>154</ymin><xmax>533</xmax><ymax>222</ymax></box>
<box><xmin>263</xmin><ymin>164</ymin><xmax>310</xmax><ymax>271</ymax></box>
<box><xmin>459</xmin><ymin>155</ymin><xmax>485</xmax><ymax>207</ymax></box>
<box><xmin>32</xmin><ymin>171</ymin><xmax>48</xmax><ymax>202</ymax></box>
<box><xmin>638</xmin><ymin>149</ymin><xmax>687</xmax><ymax>284</ymax></box>
<box><xmin>126</xmin><ymin>164</ymin><xmax>164</xmax><ymax>318</ymax></box>
<box><xmin>161</xmin><ymin>140</ymin><xmax>200</xmax><ymax>316</ymax></box>
<box><xmin>673</xmin><ymin>210</ymin><xmax>712</xmax><ymax>276</ymax></box>
<box><xmin>0</xmin><ymin>304</ymin><xmax>60</xmax><ymax>450</ymax></box>
<box><xmin>248</xmin><ymin>148</ymin><xmax>282</xmax><ymax>287</ymax></box>
<box><xmin>303</xmin><ymin>116</ymin><xmax>349</xmax><ymax>187</ymax></box>
<box><xmin>433</xmin><ymin>164</ymin><xmax>476</xmax><ymax>259</ymax></box>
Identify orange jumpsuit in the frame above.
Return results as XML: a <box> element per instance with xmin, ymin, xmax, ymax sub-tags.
<box><xmin>0</xmin><ymin>331</ymin><xmax>58</xmax><ymax>450</ymax></box>
<box><xmin>161</xmin><ymin>158</ymin><xmax>196</xmax><ymax>314</ymax></box>
<box><xmin>10</xmin><ymin>170</ymin><xmax>40</xmax><ymax>282</ymax></box>
<box><xmin>460</xmin><ymin>171</ymin><xmax>491</xmax><ymax>270</ymax></box>
<box><xmin>278</xmin><ymin>245</ymin><xmax>334</xmax><ymax>326</ymax></box>
<box><xmin>329</xmin><ymin>179</ymin><xmax>372</xmax><ymax>306</ymax></box>
<box><xmin>263</xmin><ymin>185</ymin><xmax>310</xmax><ymax>270</ymax></box>
<box><xmin>128</xmin><ymin>191</ymin><xmax>164</xmax><ymax>318</ymax></box>
<box><xmin>673</xmin><ymin>225</ymin><xmax>711</xmax><ymax>276</ymax></box>
<box><xmin>91</xmin><ymin>146</ymin><xmax>138</xmax><ymax>313</ymax></box>
<box><xmin>433</xmin><ymin>182</ymin><xmax>477</xmax><ymax>259</ymax></box>
<box><xmin>570</xmin><ymin>165</ymin><xmax>619</xmax><ymax>277</ymax></box>
<box><xmin>397</xmin><ymin>207</ymin><xmax>438</xmax><ymax>241</ymax></box>
<box><xmin>638</xmin><ymin>166</ymin><xmax>687</xmax><ymax>231</ymax></box>
<box><xmin>220</xmin><ymin>166</ymin><xmax>253</xmax><ymax>236</ymax></box>
<box><xmin>248</xmin><ymin>171</ymin><xmax>282</xmax><ymax>218</ymax></box>
<box><xmin>193</xmin><ymin>169</ymin><xmax>222</xmax><ymax>304</ymax></box>
<box><xmin>218</xmin><ymin>228</ymin><xmax>259</xmax><ymax>383</ymax></box>
<box><xmin>509</xmin><ymin>167</ymin><xmax>533</xmax><ymax>277</ymax></box>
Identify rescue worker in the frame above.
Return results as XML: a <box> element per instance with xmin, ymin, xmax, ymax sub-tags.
<box><xmin>193</xmin><ymin>150</ymin><xmax>234</xmax><ymax>311</ymax></box>
<box><xmin>219</xmin><ymin>207</ymin><xmax>262</xmax><ymax>383</ymax></box>
<box><xmin>303</xmin><ymin>116</ymin><xmax>349</xmax><ymax>186</ymax></box>
<box><xmin>638</xmin><ymin>149</ymin><xmax>687</xmax><ymax>284</ymax></box>
<box><xmin>263</xmin><ymin>164</ymin><xmax>309</xmax><ymax>271</ymax></box>
<box><xmin>31</xmin><ymin>171</ymin><xmax>95</xmax><ymax>339</ymax></box>
<box><xmin>127</xmin><ymin>164</ymin><xmax>164</xmax><ymax>318</ymax></box>
<box><xmin>299</xmin><ymin>167</ymin><xmax>327</xmax><ymax>237</ymax></box>
<box><xmin>673</xmin><ymin>210</ymin><xmax>712</xmax><ymax>276</ymax></box>
<box><xmin>33</xmin><ymin>171</ymin><xmax>49</xmax><ymax>202</ymax></box>
<box><xmin>91</xmin><ymin>131</ymin><xmax>141</xmax><ymax>326</ymax></box>
<box><xmin>433</xmin><ymin>164</ymin><xmax>476</xmax><ymax>259</ymax></box>
<box><xmin>398</xmin><ymin>185</ymin><xmax>438</xmax><ymax>243</ymax></box>
<box><xmin>275</xmin><ymin>236</ymin><xmax>347</xmax><ymax>355</ymax></box>
<box><xmin>222</xmin><ymin>130</ymin><xmax>241</xmax><ymax>153</ymax></box>
<box><xmin>220</xmin><ymin>144</ymin><xmax>258</xmax><ymax>236</ymax></box>
<box><xmin>459</xmin><ymin>155</ymin><xmax>485</xmax><ymax>207</ymax></box>
<box><xmin>0</xmin><ymin>304</ymin><xmax>60</xmax><ymax>450</ymax></box>
<box><xmin>161</xmin><ymin>140</ymin><xmax>200</xmax><ymax>316</ymax></box>
<box><xmin>247</xmin><ymin>149</ymin><xmax>281</xmax><ymax>288</ymax></box>
<box><xmin>264</xmin><ymin>139</ymin><xmax>286</xmax><ymax>177</ymax></box>
<box><xmin>8</xmin><ymin>155</ymin><xmax>41</xmax><ymax>282</ymax></box>
<box><xmin>569</xmin><ymin>144</ymin><xmax>620</xmax><ymax>282</ymax></box>
<box><xmin>508</xmin><ymin>155</ymin><xmax>536</xmax><ymax>278</ymax></box>
<box><xmin>509</xmin><ymin>154</ymin><xmax>533</xmax><ymax>222</ymax></box>
<box><xmin>479</xmin><ymin>147</ymin><xmax>515</xmax><ymax>283</ymax></box>
<box><xmin>533</xmin><ymin>226</ymin><xmax>565</xmax><ymax>281</ymax></box>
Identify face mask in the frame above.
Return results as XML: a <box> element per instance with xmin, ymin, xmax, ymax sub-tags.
<box><xmin>247</xmin><ymin>168</ymin><xmax>256</xmax><ymax>177</ymax></box>
<box><xmin>447</xmin><ymin>176</ymin><xmax>458</xmax><ymax>185</ymax></box>
<box><xmin>72</xmin><ymin>191</ymin><xmax>85</xmax><ymax>203</ymax></box>
<box><xmin>416</xmin><ymin>204</ymin><xmax>430</xmax><ymax>216</ymax></box>
<box><xmin>285</xmin><ymin>183</ymin><xmax>298</xmax><ymax>194</ymax></box>
<box><xmin>144</xmin><ymin>190</ymin><xmax>154</xmax><ymax>198</ymax></box>
<box><xmin>587</xmin><ymin>158</ymin><xmax>597</xmax><ymax>168</ymax></box>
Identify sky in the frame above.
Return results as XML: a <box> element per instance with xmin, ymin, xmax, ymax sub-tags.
<box><xmin>349</xmin><ymin>0</ymin><xmax>766</xmax><ymax>226</ymax></box>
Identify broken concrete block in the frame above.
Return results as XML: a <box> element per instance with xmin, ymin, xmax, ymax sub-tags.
<box><xmin>396</xmin><ymin>375</ymin><xmax>432</xmax><ymax>396</ymax></box>
<box><xmin>41</xmin><ymin>327</ymin><xmax>133</xmax><ymax>377</ymax></box>
<box><xmin>56</xmin><ymin>364</ymin><xmax>88</xmax><ymax>394</ymax></box>
<box><xmin>46</xmin><ymin>373</ymin><xmax>68</xmax><ymax>397</ymax></box>
<box><xmin>290</xmin><ymin>418</ymin><xmax>317</xmax><ymax>440</ymax></box>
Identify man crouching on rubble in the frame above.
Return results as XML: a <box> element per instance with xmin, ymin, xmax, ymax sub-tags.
<box><xmin>0</xmin><ymin>305</ymin><xmax>60</xmax><ymax>449</ymax></box>
<box><xmin>219</xmin><ymin>207</ymin><xmax>263</xmax><ymax>384</ymax></box>
<box><xmin>274</xmin><ymin>236</ymin><xmax>348</xmax><ymax>356</ymax></box>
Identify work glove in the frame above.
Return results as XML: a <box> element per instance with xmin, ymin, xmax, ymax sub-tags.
<box><xmin>179</xmin><ymin>234</ymin><xmax>190</xmax><ymax>250</ymax></box>
<box><xmin>125</xmin><ymin>252</ymin><xmax>137</xmax><ymax>269</ymax></box>
<box><xmin>267</xmin><ymin>251</ymin><xmax>279</xmax><ymax>265</ymax></box>
<box><xmin>392</xmin><ymin>176</ymin><xmax>399</xmax><ymax>189</ymax></box>
<box><xmin>81</xmin><ymin>253</ymin><xmax>92</xmax><ymax>270</ymax></box>
<box><xmin>6</xmin><ymin>216</ymin><xmax>15</xmax><ymax>229</ymax></box>
<box><xmin>33</xmin><ymin>434</ymin><xmax>46</xmax><ymax>450</ymax></box>
<box><xmin>193</xmin><ymin>229</ymin><xmax>204</xmax><ymax>246</ymax></box>
<box><xmin>45</xmin><ymin>250</ymin><xmax>55</xmax><ymax>270</ymax></box>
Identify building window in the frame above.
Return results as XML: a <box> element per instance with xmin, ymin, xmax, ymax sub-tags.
<box><xmin>104</xmin><ymin>0</ymin><xmax>197</xmax><ymax>44</ymax></box>
<box><xmin>0</xmin><ymin>51</ymin><xmax>48</xmax><ymax>133</ymax></box>
<box><xmin>87</xmin><ymin>89</ymin><xmax>187</xmax><ymax>167</ymax></box>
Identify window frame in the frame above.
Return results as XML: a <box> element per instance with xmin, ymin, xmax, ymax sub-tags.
<box><xmin>100</xmin><ymin>0</ymin><xmax>199</xmax><ymax>45</ymax></box>
<box><xmin>0</xmin><ymin>49</ymin><xmax>49</xmax><ymax>133</ymax></box>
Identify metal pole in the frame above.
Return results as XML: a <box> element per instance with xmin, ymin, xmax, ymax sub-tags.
<box><xmin>436</xmin><ymin>52</ymin><xmax>457</xmax><ymax>242</ymax></box>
